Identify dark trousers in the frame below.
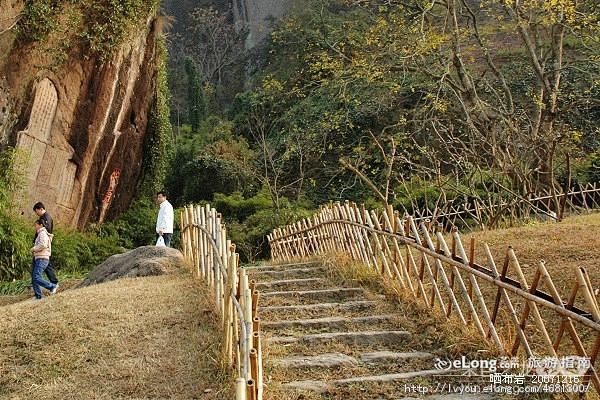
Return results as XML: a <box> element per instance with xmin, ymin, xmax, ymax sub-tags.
<box><xmin>30</xmin><ymin>256</ymin><xmax>58</xmax><ymax>284</ymax></box>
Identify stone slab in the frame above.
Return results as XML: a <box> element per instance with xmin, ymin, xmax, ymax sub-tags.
<box><xmin>256</xmin><ymin>278</ymin><xmax>321</xmax><ymax>289</ymax></box>
<box><xmin>250</xmin><ymin>267</ymin><xmax>322</xmax><ymax>278</ymax></box>
<box><xmin>273</xmin><ymin>353</ymin><xmax>357</xmax><ymax>369</ymax></box>
<box><xmin>262</xmin><ymin>314</ymin><xmax>394</xmax><ymax>330</ymax></box>
<box><xmin>259</xmin><ymin>300</ymin><xmax>377</xmax><ymax>313</ymax></box>
<box><xmin>360</xmin><ymin>351</ymin><xmax>434</xmax><ymax>363</ymax></box>
<box><xmin>281</xmin><ymin>380</ymin><xmax>328</xmax><ymax>392</ymax></box>
<box><xmin>334</xmin><ymin>368</ymin><xmax>450</xmax><ymax>385</ymax></box>
<box><xmin>261</xmin><ymin>287</ymin><xmax>363</xmax><ymax>300</ymax></box>
<box><xmin>302</xmin><ymin>330</ymin><xmax>412</xmax><ymax>346</ymax></box>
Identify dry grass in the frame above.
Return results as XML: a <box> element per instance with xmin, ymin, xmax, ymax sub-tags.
<box><xmin>0</xmin><ymin>273</ymin><xmax>233</xmax><ymax>399</ymax></box>
<box><xmin>466</xmin><ymin>213</ymin><xmax>600</xmax><ymax>294</ymax></box>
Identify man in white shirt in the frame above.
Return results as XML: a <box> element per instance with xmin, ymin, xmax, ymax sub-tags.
<box><xmin>156</xmin><ymin>191</ymin><xmax>174</xmax><ymax>247</ymax></box>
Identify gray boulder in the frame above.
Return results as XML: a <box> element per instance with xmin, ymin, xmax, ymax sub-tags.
<box><xmin>77</xmin><ymin>246</ymin><xmax>186</xmax><ymax>287</ymax></box>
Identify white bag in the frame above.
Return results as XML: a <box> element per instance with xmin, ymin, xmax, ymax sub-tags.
<box><xmin>156</xmin><ymin>236</ymin><xmax>166</xmax><ymax>247</ymax></box>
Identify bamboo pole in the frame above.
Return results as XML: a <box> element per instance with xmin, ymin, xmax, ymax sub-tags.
<box><xmin>394</xmin><ymin>214</ymin><xmax>414</xmax><ymax>293</ymax></box>
<box><xmin>408</xmin><ymin>218</ymin><xmax>445</xmax><ymax>311</ymax></box>
<box><xmin>405</xmin><ymin>245</ymin><xmax>430</xmax><ymax>306</ymax></box>
<box><xmin>453</xmin><ymin>232</ymin><xmax>503</xmax><ymax>352</ymax></box>
<box><xmin>355</xmin><ymin>204</ymin><xmax>378</xmax><ymax>270</ymax></box>
<box><xmin>364</xmin><ymin>209</ymin><xmax>391</xmax><ymax>277</ymax></box>
<box><xmin>346</xmin><ymin>202</ymin><xmax>371</xmax><ymax>267</ymax></box>
<box><xmin>508</xmin><ymin>252</ymin><xmax>556</xmax><ymax>357</ymax></box>
<box><xmin>370</xmin><ymin>210</ymin><xmax>396</xmax><ymax>279</ymax></box>
<box><xmin>575</xmin><ymin>267</ymin><xmax>600</xmax><ymax>322</ymax></box>
<box><xmin>483</xmin><ymin>244</ymin><xmax>531</xmax><ymax>357</ymax></box>
<box><xmin>538</xmin><ymin>261</ymin><xmax>600</xmax><ymax>391</ymax></box>
<box><xmin>250</xmin><ymin>348</ymin><xmax>258</xmax><ymax>388</ymax></box>
<box><xmin>380</xmin><ymin>208</ymin><xmax>405</xmax><ymax>286</ymax></box>
<box><xmin>491</xmin><ymin>250</ymin><xmax>511</xmax><ymax>325</ymax></box>
<box><xmin>246</xmin><ymin>379</ymin><xmax>256</xmax><ymax>400</ymax></box>
<box><xmin>254</xmin><ymin>331</ymin><xmax>263</xmax><ymax>400</ymax></box>
<box><xmin>437</xmin><ymin>234</ymin><xmax>486</xmax><ymax>338</ymax></box>
<box><xmin>236</xmin><ymin>377</ymin><xmax>246</xmax><ymax>400</ymax></box>
<box><xmin>245</xmin><ymin>287</ymin><xmax>253</xmax><ymax>381</ymax></box>
<box><xmin>418</xmin><ymin>229</ymin><xmax>466</xmax><ymax>324</ymax></box>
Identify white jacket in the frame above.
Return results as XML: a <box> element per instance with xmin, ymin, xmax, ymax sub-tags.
<box><xmin>156</xmin><ymin>199</ymin><xmax>174</xmax><ymax>234</ymax></box>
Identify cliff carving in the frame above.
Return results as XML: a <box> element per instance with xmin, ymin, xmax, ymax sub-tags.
<box><xmin>0</xmin><ymin>1</ymin><xmax>160</xmax><ymax>228</ymax></box>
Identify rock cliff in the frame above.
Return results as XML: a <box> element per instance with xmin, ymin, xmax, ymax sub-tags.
<box><xmin>0</xmin><ymin>0</ymin><xmax>161</xmax><ymax>228</ymax></box>
<box><xmin>232</xmin><ymin>0</ymin><xmax>299</xmax><ymax>48</ymax></box>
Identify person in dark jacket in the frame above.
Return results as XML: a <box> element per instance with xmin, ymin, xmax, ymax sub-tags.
<box><xmin>32</xmin><ymin>202</ymin><xmax>59</xmax><ymax>288</ymax></box>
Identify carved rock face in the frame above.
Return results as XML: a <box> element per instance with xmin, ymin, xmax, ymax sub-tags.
<box><xmin>0</xmin><ymin>6</ymin><xmax>158</xmax><ymax>228</ymax></box>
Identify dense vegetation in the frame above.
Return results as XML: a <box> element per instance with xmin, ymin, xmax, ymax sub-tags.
<box><xmin>164</xmin><ymin>0</ymin><xmax>600</xmax><ymax>261</ymax></box>
<box><xmin>19</xmin><ymin>0</ymin><xmax>160</xmax><ymax>69</ymax></box>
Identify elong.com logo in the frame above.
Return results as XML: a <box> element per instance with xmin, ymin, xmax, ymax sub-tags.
<box><xmin>435</xmin><ymin>356</ymin><xmax>500</xmax><ymax>373</ymax></box>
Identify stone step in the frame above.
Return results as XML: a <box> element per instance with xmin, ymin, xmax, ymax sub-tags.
<box><xmin>249</xmin><ymin>267</ymin><xmax>323</xmax><ymax>279</ymax></box>
<box><xmin>267</xmin><ymin>330</ymin><xmax>412</xmax><ymax>346</ymax></box>
<box><xmin>255</xmin><ymin>278</ymin><xmax>322</xmax><ymax>290</ymax></box>
<box><xmin>360</xmin><ymin>351</ymin><xmax>434</xmax><ymax>363</ymax></box>
<box><xmin>334</xmin><ymin>368</ymin><xmax>452</xmax><ymax>385</ymax></box>
<box><xmin>261</xmin><ymin>287</ymin><xmax>364</xmax><ymax>302</ymax></box>
<box><xmin>262</xmin><ymin>314</ymin><xmax>394</xmax><ymax>330</ymax></box>
<box><xmin>273</xmin><ymin>353</ymin><xmax>358</xmax><ymax>369</ymax></box>
<box><xmin>282</xmin><ymin>369</ymin><xmax>450</xmax><ymax>392</ymax></box>
<box><xmin>244</xmin><ymin>261</ymin><xmax>320</xmax><ymax>271</ymax></box>
<box><xmin>272</xmin><ymin>351</ymin><xmax>433</xmax><ymax>370</ymax></box>
<box><xmin>259</xmin><ymin>300</ymin><xmax>377</xmax><ymax>314</ymax></box>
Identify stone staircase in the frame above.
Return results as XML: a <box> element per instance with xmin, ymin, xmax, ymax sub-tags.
<box><xmin>246</xmin><ymin>261</ymin><xmax>466</xmax><ymax>399</ymax></box>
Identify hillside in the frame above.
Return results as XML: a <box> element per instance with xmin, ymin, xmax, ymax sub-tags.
<box><xmin>0</xmin><ymin>213</ymin><xmax>598</xmax><ymax>399</ymax></box>
<box><xmin>0</xmin><ymin>274</ymin><xmax>233</xmax><ymax>399</ymax></box>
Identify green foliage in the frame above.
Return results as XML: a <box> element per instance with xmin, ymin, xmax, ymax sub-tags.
<box><xmin>92</xmin><ymin>198</ymin><xmax>159</xmax><ymax>248</ymax></box>
<box><xmin>140</xmin><ymin>37</ymin><xmax>173</xmax><ymax>197</ymax></box>
<box><xmin>0</xmin><ymin>280</ymin><xmax>31</xmax><ymax>296</ymax></box>
<box><xmin>212</xmin><ymin>188</ymin><xmax>315</xmax><ymax>262</ymax></box>
<box><xmin>0</xmin><ymin>149</ymin><xmax>33</xmax><ymax>282</ymax></box>
<box><xmin>0</xmin><ymin>216</ymin><xmax>33</xmax><ymax>282</ymax></box>
<box><xmin>51</xmin><ymin>227</ymin><xmax>123</xmax><ymax>276</ymax></box>
<box><xmin>18</xmin><ymin>0</ymin><xmax>159</xmax><ymax>69</ymax></box>
<box><xmin>185</xmin><ymin>57</ymin><xmax>207</xmax><ymax>132</ymax></box>
<box><xmin>165</xmin><ymin>116</ymin><xmax>257</xmax><ymax>206</ymax></box>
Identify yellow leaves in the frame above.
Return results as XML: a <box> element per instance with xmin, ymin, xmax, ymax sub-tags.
<box><xmin>262</xmin><ymin>77</ymin><xmax>284</xmax><ymax>93</ymax></box>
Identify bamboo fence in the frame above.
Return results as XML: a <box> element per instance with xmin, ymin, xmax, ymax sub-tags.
<box><xmin>410</xmin><ymin>183</ymin><xmax>600</xmax><ymax>230</ymax></box>
<box><xmin>181</xmin><ymin>204</ymin><xmax>263</xmax><ymax>400</ymax></box>
<box><xmin>268</xmin><ymin>201</ymin><xmax>600</xmax><ymax>393</ymax></box>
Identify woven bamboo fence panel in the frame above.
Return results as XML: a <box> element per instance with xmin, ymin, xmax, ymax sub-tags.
<box><xmin>409</xmin><ymin>183</ymin><xmax>600</xmax><ymax>230</ymax></box>
<box><xmin>268</xmin><ymin>201</ymin><xmax>600</xmax><ymax>393</ymax></box>
<box><xmin>181</xmin><ymin>204</ymin><xmax>262</xmax><ymax>400</ymax></box>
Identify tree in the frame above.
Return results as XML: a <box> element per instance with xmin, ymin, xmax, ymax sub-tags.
<box><xmin>184</xmin><ymin>56</ymin><xmax>206</xmax><ymax>131</ymax></box>
<box><xmin>252</xmin><ymin>0</ymin><xmax>600</xmax><ymax>220</ymax></box>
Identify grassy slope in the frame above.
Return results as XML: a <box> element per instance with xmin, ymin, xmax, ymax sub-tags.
<box><xmin>0</xmin><ymin>274</ymin><xmax>233</xmax><ymax>400</ymax></box>
<box><xmin>467</xmin><ymin>213</ymin><xmax>600</xmax><ymax>294</ymax></box>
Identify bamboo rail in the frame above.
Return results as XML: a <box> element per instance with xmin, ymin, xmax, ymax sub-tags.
<box><xmin>268</xmin><ymin>201</ymin><xmax>600</xmax><ymax>394</ymax></box>
<box><xmin>181</xmin><ymin>204</ymin><xmax>263</xmax><ymax>400</ymax></box>
<box><xmin>409</xmin><ymin>183</ymin><xmax>600</xmax><ymax>229</ymax></box>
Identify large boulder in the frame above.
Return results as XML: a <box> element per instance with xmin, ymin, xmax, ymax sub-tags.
<box><xmin>77</xmin><ymin>246</ymin><xmax>186</xmax><ymax>287</ymax></box>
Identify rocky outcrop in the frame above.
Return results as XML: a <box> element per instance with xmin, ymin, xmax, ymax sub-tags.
<box><xmin>77</xmin><ymin>246</ymin><xmax>185</xmax><ymax>287</ymax></box>
<box><xmin>232</xmin><ymin>0</ymin><xmax>299</xmax><ymax>48</ymax></box>
<box><xmin>0</xmin><ymin>1</ymin><xmax>160</xmax><ymax>228</ymax></box>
